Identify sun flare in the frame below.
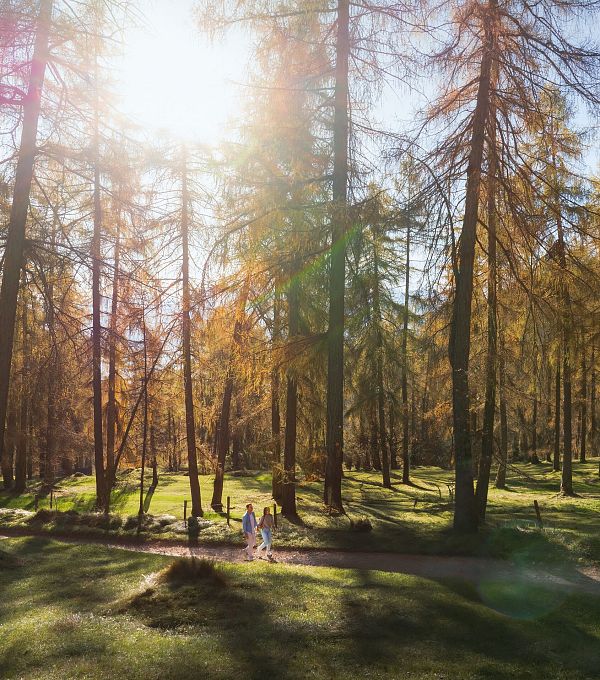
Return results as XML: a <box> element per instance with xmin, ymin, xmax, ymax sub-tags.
<box><xmin>115</xmin><ymin>1</ymin><xmax>246</xmax><ymax>143</ymax></box>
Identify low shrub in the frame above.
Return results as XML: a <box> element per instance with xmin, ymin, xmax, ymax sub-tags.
<box><xmin>349</xmin><ymin>517</ymin><xmax>373</xmax><ymax>532</ymax></box>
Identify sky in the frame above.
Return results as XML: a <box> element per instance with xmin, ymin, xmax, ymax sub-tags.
<box><xmin>114</xmin><ymin>0</ymin><xmax>249</xmax><ymax>145</ymax></box>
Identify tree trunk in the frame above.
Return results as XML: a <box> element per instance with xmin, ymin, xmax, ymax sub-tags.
<box><xmin>373</xmin><ymin>245</ymin><xmax>391</xmax><ymax>488</ymax></box>
<box><xmin>150</xmin><ymin>420</ymin><xmax>158</xmax><ymax>488</ymax></box>
<box><xmin>231</xmin><ymin>397</ymin><xmax>242</xmax><ymax>471</ymax></box>
<box><xmin>14</xmin><ymin>293</ymin><xmax>29</xmax><ymax>494</ymax></box>
<box><xmin>554</xmin><ymin>356</ymin><xmax>561</xmax><ymax>472</ymax></box>
<box><xmin>476</xmin><ymin>127</ymin><xmax>497</xmax><ymax>520</ymax></box>
<box><xmin>401</xmin><ymin>224</ymin><xmax>411</xmax><ymax>484</ymax></box>
<box><xmin>282</xmin><ymin>270</ymin><xmax>300</xmax><ymax>517</ymax></box>
<box><xmin>211</xmin><ymin>276</ymin><xmax>250</xmax><ymax>511</ymax></box>
<box><xmin>105</xmin><ymin>228</ymin><xmax>120</xmax><ymax>508</ymax></box>
<box><xmin>138</xmin><ymin>309</ymin><xmax>148</xmax><ymax>518</ymax></box>
<box><xmin>2</xmin><ymin>407</ymin><xmax>16</xmax><ymax>490</ymax></box>
<box><xmin>0</xmin><ymin>0</ymin><xmax>53</xmax><ymax>473</ymax></box>
<box><xmin>449</xmin><ymin>3</ymin><xmax>495</xmax><ymax>532</ymax></box>
<box><xmin>271</xmin><ymin>290</ymin><xmax>283</xmax><ymax>501</ymax></box>
<box><xmin>324</xmin><ymin>0</ymin><xmax>349</xmax><ymax>513</ymax></box>
<box><xmin>181</xmin><ymin>149</ymin><xmax>203</xmax><ymax>516</ymax></box>
<box><xmin>580</xmin><ymin>349</ymin><xmax>587</xmax><ymax>463</ymax></box>
<box><xmin>531</xmin><ymin>389</ymin><xmax>539</xmax><ymax>463</ymax></box>
<box><xmin>495</xmin><ymin>348</ymin><xmax>508</xmax><ymax>488</ymax></box>
<box><xmin>591</xmin><ymin>344</ymin><xmax>596</xmax><ymax>465</ymax></box>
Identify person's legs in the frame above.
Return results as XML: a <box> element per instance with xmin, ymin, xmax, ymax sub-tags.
<box><xmin>245</xmin><ymin>532</ymin><xmax>255</xmax><ymax>559</ymax></box>
<box><xmin>263</xmin><ymin>529</ymin><xmax>272</xmax><ymax>556</ymax></box>
<box><xmin>257</xmin><ymin>528</ymin><xmax>269</xmax><ymax>553</ymax></box>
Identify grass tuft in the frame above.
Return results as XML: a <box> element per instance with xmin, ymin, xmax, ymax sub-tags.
<box><xmin>159</xmin><ymin>557</ymin><xmax>227</xmax><ymax>588</ymax></box>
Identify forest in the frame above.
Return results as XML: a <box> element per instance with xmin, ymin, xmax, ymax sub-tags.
<box><xmin>1</xmin><ymin>0</ymin><xmax>600</xmax><ymax>678</ymax></box>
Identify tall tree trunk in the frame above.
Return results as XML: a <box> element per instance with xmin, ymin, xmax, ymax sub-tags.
<box><xmin>401</xmin><ymin>224</ymin><xmax>411</xmax><ymax>484</ymax></box>
<box><xmin>91</xmin><ymin>55</ymin><xmax>105</xmax><ymax>509</ymax></box>
<box><xmin>373</xmin><ymin>246</ymin><xmax>391</xmax><ymax>488</ymax></box>
<box><xmin>14</xmin><ymin>292</ymin><xmax>29</xmax><ymax>494</ymax></box>
<box><xmin>449</xmin><ymin>1</ymin><xmax>495</xmax><ymax>532</ymax></box>
<box><xmin>324</xmin><ymin>0</ymin><xmax>349</xmax><ymax>513</ymax></box>
<box><xmin>476</xmin><ymin>126</ymin><xmax>497</xmax><ymax>520</ymax></box>
<box><xmin>531</xmin><ymin>388</ymin><xmax>538</xmax><ymax>463</ymax></box>
<box><xmin>580</xmin><ymin>349</ymin><xmax>587</xmax><ymax>463</ymax></box>
<box><xmin>553</xmin><ymin>140</ymin><xmax>574</xmax><ymax>495</ymax></box>
<box><xmin>370</xmin><ymin>411</ymin><xmax>381</xmax><ymax>471</ymax></box>
<box><xmin>388</xmin><ymin>402</ymin><xmax>398</xmax><ymax>470</ymax></box>
<box><xmin>211</xmin><ymin>276</ymin><xmax>250</xmax><ymax>511</ymax></box>
<box><xmin>495</xmin><ymin>348</ymin><xmax>508</xmax><ymax>488</ymax></box>
<box><xmin>282</xmin><ymin>270</ymin><xmax>299</xmax><ymax>517</ymax></box>
<box><xmin>2</xmin><ymin>407</ymin><xmax>16</xmax><ymax>489</ymax></box>
<box><xmin>150</xmin><ymin>419</ymin><xmax>158</xmax><ymax>488</ymax></box>
<box><xmin>271</xmin><ymin>290</ymin><xmax>283</xmax><ymax>502</ymax></box>
<box><xmin>44</xmin><ymin>215</ymin><xmax>58</xmax><ymax>485</ymax></box>
<box><xmin>138</xmin><ymin>309</ymin><xmax>148</xmax><ymax>517</ymax></box>
<box><xmin>0</xmin><ymin>0</ymin><xmax>53</xmax><ymax>472</ymax></box>
<box><xmin>231</xmin><ymin>397</ymin><xmax>242</xmax><ymax>471</ymax></box>
<box><xmin>181</xmin><ymin>149</ymin><xmax>203</xmax><ymax>516</ymax></box>
<box><xmin>553</xmin><ymin>355</ymin><xmax>561</xmax><ymax>472</ymax></box>
<box><xmin>591</xmin><ymin>343</ymin><xmax>596</xmax><ymax>466</ymax></box>
<box><xmin>105</xmin><ymin>227</ymin><xmax>120</xmax><ymax>509</ymax></box>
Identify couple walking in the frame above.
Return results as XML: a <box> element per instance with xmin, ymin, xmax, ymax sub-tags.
<box><xmin>242</xmin><ymin>503</ymin><xmax>274</xmax><ymax>561</ymax></box>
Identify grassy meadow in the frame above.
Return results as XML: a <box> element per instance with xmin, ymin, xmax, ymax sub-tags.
<box><xmin>0</xmin><ymin>536</ymin><xmax>599</xmax><ymax>680</ymax></box>
<box><xmin>1</xmin><ymin>461</ymin><xmax>599</xmax><ymax>564</ymax></box>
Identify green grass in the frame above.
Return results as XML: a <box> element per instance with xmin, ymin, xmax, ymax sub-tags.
<box><xmin>1</xmin><ymin>460</ymin><xmax>599</xmax><ymax>563</ymax></box>
<box><xmin>0</xmin><ymin>536</ymin><xmax>599</xmax><ymax>679</ymax></box>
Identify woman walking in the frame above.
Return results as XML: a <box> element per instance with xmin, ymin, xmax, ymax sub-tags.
<box><xmin>257</xmin><ymin>506</ymin><xmax>275</xmax><ymax>560</ymax></box>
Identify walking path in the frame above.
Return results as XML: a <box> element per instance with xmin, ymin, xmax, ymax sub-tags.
<box><xmin>3</xmin><ymin>530</ymin><xmax>600</xmax><ymax>594</ymax></box>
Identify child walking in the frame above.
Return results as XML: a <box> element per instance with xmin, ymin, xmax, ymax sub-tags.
<box><xmin>257</xmin><ymin>506</ymin><xmax>275</xmax><ymax>560</ymax></box>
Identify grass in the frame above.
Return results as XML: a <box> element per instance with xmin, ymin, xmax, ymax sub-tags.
<box><xmin>0</xmin><ymin>536</ymin><xmax>599</xmax><ymax>679</ymax></box>
<box><xmin>1</xmin><ymin>460</ymin><xmax>599</xmax><ymax>564</ymax></box>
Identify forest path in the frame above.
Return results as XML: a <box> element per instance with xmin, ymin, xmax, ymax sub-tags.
<box><xmin>3</xmin><ymin>530</ymin><xmax>600</xmax><ymax>595</ymax></box>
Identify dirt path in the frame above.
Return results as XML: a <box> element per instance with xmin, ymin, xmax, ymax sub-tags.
<box><xmin>3</xmin><ymin>530</ymin><xmax>600</xmax><ymax>594</ymax></box>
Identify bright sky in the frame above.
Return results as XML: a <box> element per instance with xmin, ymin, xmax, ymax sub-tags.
<box><xmin>114</xmin><ymin>0</ymin><xmax>248</xmax><ymax>145</ymax></box>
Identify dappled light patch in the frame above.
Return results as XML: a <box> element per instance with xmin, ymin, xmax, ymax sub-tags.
<box><xmin>478</xmin><ymin>579</ymin><xmax>566</xmax><ymax>620</ymax></box>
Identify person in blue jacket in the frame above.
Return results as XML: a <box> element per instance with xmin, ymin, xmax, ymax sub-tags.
<box><xmin>242</xmin><ymin>503</ymin><xmax>257</xmax><ymax>561</ymax></box>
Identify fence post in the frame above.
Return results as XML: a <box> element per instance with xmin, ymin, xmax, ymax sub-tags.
<box><xmin>273</xmin><ymin>502</ymin><xmax>277</xmax><ymax>529</ymax></box>
<box><xmin>226</xmin><ymin>496</ymin><xmax>231</xmax><ymax>527</ymax></box>
<box><xmin>34</xmin><ymin>495</ymin><xmax>39</xmax><ymax>512</ymax></box>
<box><xmin>183</xmin><ymin>499</ymin><xmax>188</xmax><ymax>527</ymax></box>
<box><xmin>533</xmin><ymin>500</ymin><xmax>543</xmax><ymax>529</ymax></box>
<box><xmin>50</xmin><ymin>490</ymin><xmax>53</xmax><ymax>509</ymax></box>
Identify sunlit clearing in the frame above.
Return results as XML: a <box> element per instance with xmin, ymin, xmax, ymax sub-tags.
<box><xmin>115</xmin><ymin>1</ymin><xmax>247</xmax><ymax>143</ymax></box>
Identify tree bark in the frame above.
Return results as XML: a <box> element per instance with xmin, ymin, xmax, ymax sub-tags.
<box><xmin>449</xmin><ymin>1</ymin><xmax>495</xmax><ymax>532</ymax></box>
<box><xmin>105</xmin><ymin>227</ymin><xmax>120</xmax><ymax>508</ymax></box>
<box><xmin>373</xmin><ymin>245</ymin><xmax>391</xmax><ymax>488</ymax></box>
<box><xmin>271</xmin><ymin>290</ymin><xmax>283</xmax><ymax>501</ymax></box>
<box><xmin>14</xmin><ymin>292</ymin><xmax>29</xmax><ymax>494</ymax></box>
<box><xmin>476</xmin><ymin>123</ymin><xmax>497</xmax><ymax>520</ymax></box>
<box><xmin>282</xmin><ymin>270</ymin><xmax>300</xmax><ymax>517</ymax></box>
<box><xmin>181</xmin><ymin>149</ymin><xmax>203</xmax><ymax>516</ymax></box>
<box><xmin>495</xmin><ymin>347</ymin><xmax>508</xmax><ymax>488</ymax></box>
<box><xmin>211</xmin><ymin>276</ymin><xmax>250</xmax><ymax>511</ymax></box>
<box><xmin>324</xmin><ymin>0</ymin><xmax>349</xmax><ymax>513</ymax></box>
<box><xmin>138</xmin><ymin>308</ymin><xmax>148</xmax><ymax>518</ymax></box>
<box><xmin>580</xmin><ymin>349</ymin><xmax>587</xmax><ymax>463</ymax></box>
<box><xmin>554</xmin><ymin>356</ymin><xmax>561</xmax><ymax>472</ymax></box>
<box><xmin>0</xmin><ymin>0</ymin><xmax>53</xmax><ymax>473</ymax></box>
<box><xmin>401</xmin><ymin>224</ymin><xmax>411</xmax><ymax>484</ymax></box>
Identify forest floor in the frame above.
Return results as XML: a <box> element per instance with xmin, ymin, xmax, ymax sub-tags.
<box><xmin>1</xmin><ymin>460</ymin><xmax>599</xmax><ymax>564</ymax></box>
<box><xmin>1</xmin><ymin>535</ymin><xmax>600</xmax><ymax>679</ymax></box>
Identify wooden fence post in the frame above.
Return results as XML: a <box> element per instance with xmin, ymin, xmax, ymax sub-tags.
<box><xmin>533</xmin><ymin>500</ymin><xmax>543</xmax><ymax>529</ymax></box>
<box><xmin>50</xmin><ymin>490</ymin><xmax>53</xmax><ymax>509</ymax></box>
<box><xmin>226</xmin><ymin>496</ymin><xmax>231</xmax><ymax>526</ymax></box>
<box><xmin>34</xmin><ymin>495</ymin><xmax>39</xmax><ymax>511</ymax></box>
<box><xmin>183</xmin><ymin>499</ymin><xmax>188</xmax><ymax>527</ymax></box>
<box><xmin>273</xmin><ymin>503</ymin><xmax>277</xmax><ymax>529</ymax></box>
